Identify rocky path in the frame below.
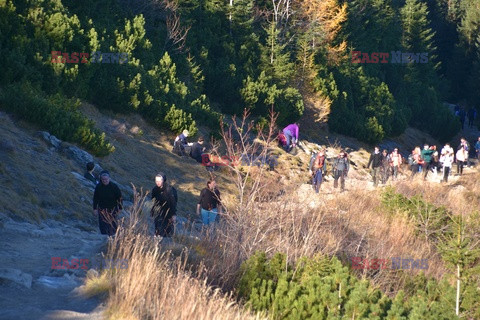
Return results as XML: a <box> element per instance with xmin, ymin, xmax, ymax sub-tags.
<box><xmin>0</xmin><ymin>214</ymin><xmax>108</xmax><ymax>320</ymax></box>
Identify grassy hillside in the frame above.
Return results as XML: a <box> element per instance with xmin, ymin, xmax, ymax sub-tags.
<box><xmin>1</xmin><ymin>101</ymin><xmax>480</xmax><ymax>318</ymax></box>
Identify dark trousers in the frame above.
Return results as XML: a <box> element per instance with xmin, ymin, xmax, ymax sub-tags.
<box><xmin>457</xmin><ymin>161</ymin><xmax>464</xmax><ymax>175</ymax></box>
<box><xmin>154</xmin><ymin>216</ymin><xmax>174</xmax><ymax>237</ymax></box>
<box><xmin>98</xmin><ymin>209</ymin><xmax>118</xmax><ymax>236</ymax></box>
<box><xmin>334</xmin><ymin>170</ymin><xmax>346</xmax><ymax>191</ymax></box>
<box><xmin>381</xmin><ymin>166</ymin><xmax>390</xmax><ymax>184</ymax></box>
<box><xmin>422</xmin><ymin>163</ymin><xmax>432</xmax><ymax>180</ymax></box>
<box><xmin>312</xmin><ymin>170</ymin><xmax>323</xmax><ymax>193</ymax></box>
<box><xmin>371</xmin><ymin>167</ymin><xmax>381</xmax><ymax>186</ymax></box>
<box><xmin>393</xmin><ymin>166</ymin><xmax>399</xmax><ymax>180</ymax></box>
<box><xmin>411</xmin><ymin>164</ymin><xmax>419</xmax><ymax>177</ymax></box>
<box><xmin>443</xmin><ymin>166</ymin><xmax>451</xmax><ymax>182</ymax></box>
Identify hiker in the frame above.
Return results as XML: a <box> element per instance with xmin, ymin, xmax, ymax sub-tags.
<box><xmin>420</xmin><ymin>144</ymin><xmax>435</xmax><ymax>180</ymax></box>
<box><xmin>93</xmin><ymin>171</ymin><xmax>123</xmax><ymax>236</ymax></box>
<box><xmin>458</xmin><ymin>138</ymin><xmax>470</xmax><ymax>167</ymax></box>
<box><xmin>430</xmin><ymin>145</ymin><xmax>439</xmax><ymax>178</ymax></box>
<box><xmin>151</xmin><ymin>173</ymin><xmax>177</xmax><ymax>237</ymax></box>
<box><xmin>440</xmin><ymin>147</ymin><xmax>454</xmax><ymax>182</ymax></box>
<box><xmin>389</xmin><ymin>148</ymin><xmax>402</xmax><ymax>181</ymax></box>
<box><xmin>367</xmin><ymin>147</ymin><xmax>383</xmax><ymax>187</ymax></box>
<box><xmin>196</xmin><ymin>179</ymin><xmax>222</xmax><ymax>226</ymax></box>
<box><xmin>333</xmin><ymin>150</ymin><xmax>349</xmax><ymax>192</ymax></box>
<box><xmin>410</xmin><ymin>147</ymin><xmax>422</xmax><ymax>178</ymax></box>
<box><xmin>173</xmin><ymin>129</ymin><xmax>193</xmax><ymax>156</ymax></box>
<box><xmin>309</xmin><ymin>149</ymin><xmax>326</xmax><ymax>193</ymax></box>
<box><xmin>191</xmin><ymin>136</ymin><xmax>207</xmax><ymax>163</ymax></box>
<box><xmin>84</xmin><ymin>161</ymin><xmax>98</xmax><ymax>185</ymax></box>
<box><xmin>282</xmin><ymin>123</ymin><xmax>299</xmax><ymax>152</ymax></box>
<box><xmin>380</xmin><ymin>149</ymin><xmax>391</xmax><ymax>184</ymax></box>
<box><xmin>475</xmin><ymin>137</ymin><xmax>480</xmax><ymax>160</ymax></box>
<box><xmin>467</xmin><ymin>108</ymin><xmax>476</xmax><ymax>127</ymax></box>
<box><xmin>277</xmin><ymin>130</ymin><xmax>287</xmax><ymax>149</ymax></box>
<box><xmin>456</xmin><ymin>144</ymin><xmax>467</xmax><ymax>176</ymax></box>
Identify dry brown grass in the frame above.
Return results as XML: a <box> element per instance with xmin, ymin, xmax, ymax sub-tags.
<box><xmin>159</xmin><ymin>114</ymin><xmax>476</xmax><ymax>300</ymax></box>
<box><xmin>78</xmin><ymin>102</ymin><xmax>236</xmax><ymax>220</ymax></box>
<box><xmin>185</xmin><ymin>186</ymin><xmax>446</xmax><ymax>296</ymax></box>
<box><xmin>98</xmin><ymin>191</ymin><xmax>262</xmax><ymax>320</ymax></box>
<box><xmin>0</xmin><ymin>112</ymin><xmax>93</xmax><ymax>223</ymax></box>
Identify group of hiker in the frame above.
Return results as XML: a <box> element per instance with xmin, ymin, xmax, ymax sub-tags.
<box><xmin>172</xmin><ymin>129</ymin><xmax>207</xmax><ymax>163</ymax></box>
<box><xmin>364</xmin><ymin>137</ymin><xmax>476</xmax><ymax>186</ymax></box>
<box><xmin>85</xmin><ymin>117</ymin><xmax>479</xmax><ymax>237</ymax></box>
<box><xmin>85</xmin><ymin>162</ymin><xmax>222</xmax><ymax>238</ymax></box>
<box><xmin>308</xmin><ymin>149</ymin><xmax>351</xmax><ymax>192</ymax></box>
<box><xmin>307</xmin><ymin>136</ymin><xmax>478</xmax><ymax>193</ymax></box>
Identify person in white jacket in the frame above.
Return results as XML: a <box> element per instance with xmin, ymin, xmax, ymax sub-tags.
<box><xmin>456</xmin><ymin>147</ymin><xmax>467</xmax><ymax>176</ymax></box>
<box><xmin>440</xmin><ymin>149</ymin><xmax>454</xmax><ymax>182</ymax></box>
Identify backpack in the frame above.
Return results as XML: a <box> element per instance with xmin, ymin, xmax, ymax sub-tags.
<box><xmin>309</xmin><ymin>152</ymin><xmax>317</xmax><ymax>171</ymax></box>
<box><xmin>309</xmin><ymin>152</ymin><xmax>325</xmax><ymax>172</ymax></box>
<box><xmin>408</xmin><ymin>154</ymin><xmax>414</xmax><ymax>166</ymax></box>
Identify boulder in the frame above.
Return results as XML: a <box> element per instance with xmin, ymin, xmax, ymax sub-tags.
<box><xmin>38</xmin><ymin>131</ymin><xmax>62</xmax><ymax>149</ymax></box>
<box><xmin>71</xmin><ymin>171</ymin><xmax>96</xmax><ymax>190</ymax></box>
<box><xmin>0</xmin><ymin>268</ymin><xmax>33</xmax><ymax>288</ymax></box>
<box><xmin>62</xmin><ymin>146</ymin><xmax>95</xmax><ymax>168</ymax></box>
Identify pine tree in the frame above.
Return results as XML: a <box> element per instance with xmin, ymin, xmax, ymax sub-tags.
<box><xmin>438</xmin><ymin>213</ymin><xmax>480</xmax><ymax>318</ymax></box>
<box><xmin>260</xmin><ymin>19</ymin><xmax>294</xmax><ymax>87</ymax></box>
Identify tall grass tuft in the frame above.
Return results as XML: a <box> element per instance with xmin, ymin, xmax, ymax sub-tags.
<box><xmin>100</xmin><ymin>188</ymin><xmax>262</xmax><ymax>320</ymax></box>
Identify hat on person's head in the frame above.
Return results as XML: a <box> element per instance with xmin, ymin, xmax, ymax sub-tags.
<box><xmin>100</xmin><ymin>170</ymin><xmax>110</xmax><ymax>177</ymax></box>
<box><xmin>198</xmin><ymin>136</ymin><xmax>204</xmax><ymax>142</ymax></box>
<box><xmin>182</xmin><ymin>129</ymin><xmax>189</xmax><ymax>137</ymax></box>
<box><xmin>155</xmin><ymin>172</ymin><xmax>167</xmax><ymax>183</ymax></box>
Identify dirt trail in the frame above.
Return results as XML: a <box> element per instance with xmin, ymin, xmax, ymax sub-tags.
<box><xmin>0</xmin><ymin>214</ymin><xmax>108</xmax><ymax>320</ymax></box>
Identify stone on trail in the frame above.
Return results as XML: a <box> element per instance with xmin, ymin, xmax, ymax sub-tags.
<box><xmin>0</xmin><ymin>268</ymin><xmax>33</xmax><ymax>288</ymax></box>
<box><xmin>36</xmin><ymin>274</ymin><xmax>78</xmax><ymax>289</ymax></box>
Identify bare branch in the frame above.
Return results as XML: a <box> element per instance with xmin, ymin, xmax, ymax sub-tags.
<box><xmin>164</xmin><ymin>12</ymin><xmax>191</xmax><ymax>53</ymax></box>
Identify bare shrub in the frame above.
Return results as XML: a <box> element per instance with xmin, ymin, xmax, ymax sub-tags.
<box><xmin>99</xmin><ymin>188</ymin><xmax>262</xmax><ymax>319</ymax></box>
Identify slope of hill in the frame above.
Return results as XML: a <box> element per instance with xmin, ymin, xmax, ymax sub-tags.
<box><xmin>1</xmin><ymin>102</ymin><xmax>479</xmax><ymax>319</ymax></box>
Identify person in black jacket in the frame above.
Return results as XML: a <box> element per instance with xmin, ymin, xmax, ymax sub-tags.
<box><xmin>172</xmin><ymin>129</ymin><xmax>193</xmax><ymax>156</ymax></box>
<box><xmin>333</xmin><ymin>150</ymin><xmax>349</xmax><ymax>192</ymax></box>
<box><xmin>151</xmin><ymin>173</ymin><xmax>177</xmax><ymax>237</ymax></box>
<box><xmin>190</xmin><ymin>136</ymin><xmax>207</xmax><ymax>163</ymax></box>
<box><xmin>196</xmin><ymin>180</ymin><xmax>222</xmax><ymax>226</ymax></box>
<box><xmin>93</xmin><ymin>171</ymin><xmax>123</xmax><ymax>236</ymax></box>
<box><xmin>367</xmin><ymin>147</ymin><xmax>383</xmax><ymax>187</ymax></box>
<box><xmin>84</xmin><ymin>162</ymin><xmax>98</xmax><ymax>185</ymax></box>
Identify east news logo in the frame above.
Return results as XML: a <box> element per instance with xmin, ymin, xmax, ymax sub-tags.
<box><xmin>352</xmin><ymin>51</ymin><xmax>428</xmax><ymax>64</ymax></box>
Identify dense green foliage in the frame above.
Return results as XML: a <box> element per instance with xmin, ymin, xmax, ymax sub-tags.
<box><xmin>381</xmin><ymin>187</ymin><xmax>451</xmax><ymax>242</ymax></box>
<box><xmin>238</xmin><ymin>252</ymin><xmax>458</xmax><ymax>319</ymax></box>
<box><xmin>381</xmin><ymin>188</ymin><xmax>480</xmax><ymax>319</ymax></box>
<box><xmin>0</xmin><ymin>83</ymin><xmax>114</xmax><ymax>156</ymax></box>
<box><xmin>1</xmin><ymin>0</ymin><xmax>477</xmax><ymax>144</ymax></box>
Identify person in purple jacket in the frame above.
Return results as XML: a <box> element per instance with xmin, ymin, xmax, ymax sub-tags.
<box><xmin>282</xmin><ymin>123</ymin><xmax>299</xmax><ymax>152</ymax></box>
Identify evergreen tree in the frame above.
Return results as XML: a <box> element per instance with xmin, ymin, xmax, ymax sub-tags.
<box><xmin>439</xmin><ymin>213</ymin><xmax>480</xmax><ymax>318</ymax></box>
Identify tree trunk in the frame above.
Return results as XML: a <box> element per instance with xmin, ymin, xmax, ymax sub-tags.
<box><xmin>456</xmin><ymin>263</ymin><xmax>460</xmax><ymax>316</ymax></box>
